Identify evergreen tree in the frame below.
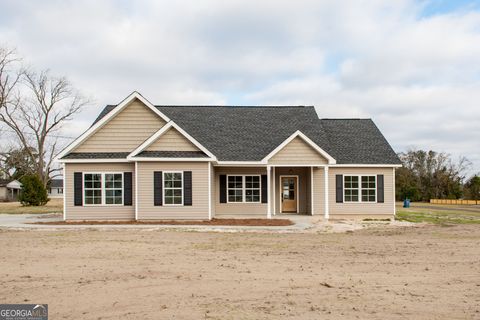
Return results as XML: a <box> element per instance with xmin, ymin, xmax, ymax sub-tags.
<box><xmin>19</xmin><ymin>174</ymin><xmax>49</xmax><ymax>206</ymax></box>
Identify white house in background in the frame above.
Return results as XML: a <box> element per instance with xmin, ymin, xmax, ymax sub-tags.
<box><xmin>0</xmin><ymin>179</ymin><xmax>22</xmax><ymax>202</ymax></box>
<box><xmin>48</xmin><ymin>179</ymin><xmax>64</xmax><ymax>198</ymax></box>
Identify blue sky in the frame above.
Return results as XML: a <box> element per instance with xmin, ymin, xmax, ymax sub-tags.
<box><xmin>420</xmin><ymin>0</ymin><xmax>480</xmax><ymax>16</ymax></box>
<box><xmin>0</xmin><ymin>0</ymin><xmax>479</xmax><ymax>176</ymax></box>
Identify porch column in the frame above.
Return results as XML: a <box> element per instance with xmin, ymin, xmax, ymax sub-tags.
<box><xmin>311</xmin><ymin>166</ymin><xmax>314</xmax><ymax>216</ymax></box>
<box><xmin>324</xmin><ymin>166</ymin><xmax>329</xmax><ymax>220</ymax></box>
<box><xmin>267</xmin><ymin>165</ymin><xmax>272</xmax><ymax>219</ymax></box>
<box><xmin>272</xmin><ymin>166</ymin><xmax>276</xmax><ymax>216</ymax></box>
<box><xmin>134</xmin><ymin>161</ymin><xmax>138</xmax><ymax>221</ymax></box>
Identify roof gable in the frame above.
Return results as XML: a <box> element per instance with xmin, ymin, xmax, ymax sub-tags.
<box><xmin>128</xmin><ymin>122</ymin><xmax>216</xmax><ymax>160</ymax></box>
<box><xmin>266</xmin><ymin>134</ymin><xmax>332</xmax><ymax>165</ymax></box>
<box><xmin>57</xmin><ymin>92</ymin><xmax>170</xmax><ymax>159</ymax></box>
<box><xmin>145</xmin><ymin>127</ymin><xmax>200</xmax><ymax>152</ymax></box>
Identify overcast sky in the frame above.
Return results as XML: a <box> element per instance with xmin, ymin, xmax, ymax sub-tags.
<box><xmin>1</xmin><ymin>0</ymin><xmax>479</xmax><ymax>175</ymax></box>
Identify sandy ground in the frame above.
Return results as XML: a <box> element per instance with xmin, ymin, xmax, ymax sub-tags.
<box><xmin>0</xmin><ymin>224</ymin><xmax>479</xmax><ymax>319</ymax></box>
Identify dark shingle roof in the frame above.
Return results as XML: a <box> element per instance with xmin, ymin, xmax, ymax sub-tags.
<box><xmin>0</xmin><ymin>179</ymin><xmax>10</xmax><ymax>187</ymax></box>
<box><xmin>62</xmin><ymin>152</ymin><xmax>130</xmax><ymax>159</ymax></box>
<box><xmin>81</xmin><ymin>104</ymin><xmax>400</xmax><ymax>164</ymax></box>
<box><xmin>135</xmin><ymin>151</ymin><xmax>208</xmax><ymax>158</ymax></box>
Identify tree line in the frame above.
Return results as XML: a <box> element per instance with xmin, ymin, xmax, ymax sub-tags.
<box><xmin>396</xmin><ymin>150</ymin><xmax>480</xmax><ymax>201</ymax></box>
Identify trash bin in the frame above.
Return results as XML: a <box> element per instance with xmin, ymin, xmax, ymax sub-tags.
<box><xmin>403</xmin><ymin>199</ymin><xmax>410</xmax><ymax>208</ymax></box>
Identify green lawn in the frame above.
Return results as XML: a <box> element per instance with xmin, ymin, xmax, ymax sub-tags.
<box><xmin>396</xmin><ymin>202</ymin><xmax>480</xmax><ymax>225</ymax></box>
<box><xmin>0</xmin><ymin>198</ymin><xmax>63</xmax><ymax>214</ymax></box>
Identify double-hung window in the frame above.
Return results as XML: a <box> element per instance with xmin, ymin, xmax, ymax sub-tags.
<box><xmin>227</xmin><ymin>175</ymin><xmax>261</xmax><ymax>203</ymax></box>
<box><xmin>361</xmin><ymin>176</ymin><xmax>376</xmax><ymax>202</ymax></box>
<box><xmin>105</xmin><ymin>173</ymin><xmax>123</xmax><ymax>204</ymax></box>
<box><xmin>245</xmin><ymin>176</ymin><xmax>260</xmax><ymax>202</ymax></box>
<box><xmin>344</xmin><ymin>175</ymin><xmax>376</xmax><ymax>203</ymax></box>
<box><xmin>344</xmin><ymin>176</ymin><xmax>359</xmax><ymax>202</ymax></box>
<box><xmin>163</xmin><ymin>172</ymin><xmax>183</xmax><ymax>205</ymax></box>
<box><xmin>83</xmin><ymin>173</ymin><xmax>123</xmax><ymax>205</ymax></box>
<box><xmin>84</xmin><ymin>173</ymin><xmax>102</xmax><ymax>205</ymax></box>
<box><xmin>227</xmin><ymin>176</ymin><xmax>243</xmax><ymax>202</ymax></box>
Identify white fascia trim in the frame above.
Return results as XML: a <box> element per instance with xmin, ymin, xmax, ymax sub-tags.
<box><xmin>261</xmin><ymin>130</ymin><xmax>336</xmax><ymax>165</ymax></box>
<box><xmin>330</xmin><ymin>164</ymin><xmax>402</xmax><ymax>168</ymax></box>
<box><xmin>58</xmin><ymin>159</ymin><xmax>130</xmax><ymax>163</ymax></box>
<box><xmin>55</xmin><ymin>91</ymin><xmax>171</xmax><ymax>161</ymax></box>
<box><xmin>130</xmin><ymin>157</ymin><xmax>213</xmax><ymax>162</ymax></box>
<box><xmin>215</xmin><ymin>161</ymin><xmax>266</xmax><ymax>166</ymax></box>
<box><xmin>127</xmin><ymin>121</ymin><xmax>217</xmax><ymax>161</ymax></box>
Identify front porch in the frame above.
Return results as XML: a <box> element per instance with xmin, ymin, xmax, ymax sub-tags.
<box><xmin>213</xmin><ymin>165</ymin><xmax>329</xmax><ymax>219</ymax></box>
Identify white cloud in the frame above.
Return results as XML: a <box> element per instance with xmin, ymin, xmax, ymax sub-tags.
<box><xmin>0</xmin><ymin>0</ymin><xmax>479</xmax><ymax>175</ymax></box>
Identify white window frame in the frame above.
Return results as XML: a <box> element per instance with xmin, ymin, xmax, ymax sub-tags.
<box><xmin>226</xmin><ymin>175</ymin><xmax>261</xmax><ymax>204</ymax></box>
<box><xmin>83</xmin><ymin>172</ymin><xmax>124</xmax><ymax>206</ymax></box>
<box><xmin>163</xmin><ymin>171</ymin><xmax>184</xmax><ymax>206</ymax></box>
<box><xmin>343</xmin><ymin>175</ymin><xmax>377</xmax><ymax>203</ymax></box>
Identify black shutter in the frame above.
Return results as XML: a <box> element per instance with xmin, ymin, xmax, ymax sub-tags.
<box><xmin>336</xmin><ymin>174</ymin><xmax>343</xmax><ymax>203</ymax></box>
<box><xmin>74</xmin><ymin>172</ymin><xmax>83</xmax><ymax>206</ymax></box>
<box><xmin>184</xmin><ymin>171</ymin><xmax>192</xmax><ymax>206</ymax></box>
<box><xmin>154</xmin><ymin>171</ymin><xmax>163</xmax><ymax>206</ymax></box>
<box><xmin>261</xmin><ymin>175</ymin><xmax>268</xmax><ymax>203</ymax></box>
<box><xmin>123</xmin><ymin>172</ymin><xmax>133</xmax><ymax>206</ymax></box>
<box><xmin>377</xmin><ymin>174</ymin><xmax>384</xmax><ymax>203</ymax></box>
<box><xmin>219</xmin><ymin>175</ymin><xmax>227</xmax><ymax>203</ymax></box>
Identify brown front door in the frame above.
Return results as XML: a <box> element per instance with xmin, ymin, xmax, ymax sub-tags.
<box><xmin>281</xmin><ymin>177</ymin><xmax>297</xmax><ymax>213</ymax></box>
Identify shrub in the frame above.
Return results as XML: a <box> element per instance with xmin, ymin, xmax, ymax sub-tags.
<box><xmin>19</xmin><ymin>174</ymin><xmax>49</xmax><ymax>206</ymax></box>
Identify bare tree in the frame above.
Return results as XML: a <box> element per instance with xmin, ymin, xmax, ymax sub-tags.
<box><xmin>0</xmin><ymin>46</ymin><xmax>89</xmax><ymax>186</ymax></box>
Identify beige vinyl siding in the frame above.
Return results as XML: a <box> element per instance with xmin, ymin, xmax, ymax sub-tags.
<box><xmin>0</xmin><ymin>187</ymin><xmax>7</xmax><ymax>201</ymax></box>
<box><xmin>146</xmin><ymin>127</ymin><xmax>200</xmax><ymax>152</ymax></box>
<box><xmin>274</xmin><ymin>167</ymin><xmax>310</xmax><ymax>214</ymax></box>
<box><xmin>64</xmin><ymin>163</ymin><xmax>135</xmax><ymax>220</ymax></box>
<box><xmin>312</xmin><ymin>167</ymin><xmax>325</xmax><ymax>216</ymax></box>
<box><xmin>269</xmin><ymin>137</ymin><xmax>328</xmax><ymax>165</ymax></box>
<box><xmin>75</xmin><ymin>99</ymin><xmax>166</xmax><ymax>152</ymax></box>
<box><xmin>137</xmin><ymin>162</ymin><xmax>209</xmax><ymax>219</ymax></box>
<box><xmin>214</xmin><ymin>167</ymin><xmax>267</xmax><ymax>216</ymax></box>
<box><xmin>328</xmin><ymin>167</ymin><xmax>394</xmax><ymax>216</ymax></box>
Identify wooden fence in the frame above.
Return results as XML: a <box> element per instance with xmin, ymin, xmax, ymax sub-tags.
<box><xmin>430</xmin><ymin>199</ymin><xmax>479</xmax><ymax>205</ymax></box>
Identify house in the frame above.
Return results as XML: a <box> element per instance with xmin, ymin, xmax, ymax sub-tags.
<box><xmin>0</xmin><ymin>179</ymin><xmax>22</xmax><ymax>202</ymax></box>
<box><xmin>48</xmin><ymin>179</ymin><xmax>64</xmax><ymax>198</ymax></box>
<box><xmin>56</xmin><ymin>92</ymin><xmax>401</xmax><ymax>221</ymax></box>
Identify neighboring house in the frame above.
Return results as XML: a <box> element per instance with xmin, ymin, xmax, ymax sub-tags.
<box><xmin>57</xmin><ymin>92</ymin><xmax>401</xmax><ymax>221</ymax></box>
<box><xmin>48</xmin><ymin>179</ymin><xmax>64</xmax><ymax>198</ymax></box>
<box><xmin>0</xmin><ymin>179</ymin><xmax>22</xmax><ymax>202</ymax></box>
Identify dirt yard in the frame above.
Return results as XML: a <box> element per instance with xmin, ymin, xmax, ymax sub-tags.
<box><xmin>0</xmin><ymin>224</ymin><xmax>479</xmax><ymax>319</ymax></box>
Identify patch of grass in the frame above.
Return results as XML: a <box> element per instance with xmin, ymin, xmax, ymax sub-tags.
<box><xmin>0</xmin><ymin>198</ymin><xmax>63</xmax><ymax>214</ymax></box>
<box><xmin>396</xmin><ymin>206</ymin><xmax>480</xmax><ymax>225</ymax></box>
